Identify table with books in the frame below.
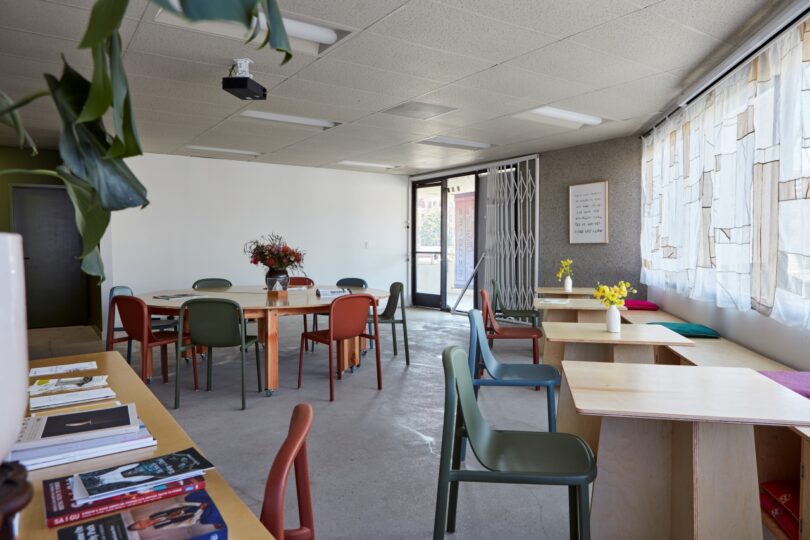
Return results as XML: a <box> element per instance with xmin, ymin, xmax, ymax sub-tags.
<box><xmin>140</xmin><ymin>284</ymin><xmax>389</xmax><ymax>395</ymax></box>
<box><xmin>16</xmin><ymin>351</ymin><xmax>274</xmax><ymax>539</ymax></box>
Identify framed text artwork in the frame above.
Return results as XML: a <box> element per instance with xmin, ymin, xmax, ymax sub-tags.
<box><xmin>569</xmin><ymin>180</ymin><xmax>608</xmax><ymax>244</ymax></box>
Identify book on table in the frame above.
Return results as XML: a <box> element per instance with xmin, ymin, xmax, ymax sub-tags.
<box><xmin>29</xmin><ymin>361</ymin><xmax>98</xmax><ymax>377</ymax></box>
<box><xmin>316</xmin><ymin>287</ymin><xmax>350</xmax><ymax>298</ymax></box>
<box><xmin>44</xmin><ymin>474</ymin><xmax>206</xmax><ymax>527</ymax></box>
<box><xmin>29</xmin><ymin>387</ymin><xmax>117</xmax><ymax>411</ymax></box>
<box><xmin>56</xmin><ymin>489</ymin><xmax>227</xmax><ymax>540</ymax></box>
<box><xmin>71</xmin><ymin>447</ymin><xmax>215</xmax><ymax>505</ymax></box>
<box><xmin>12</xmin><ymin>404</ymin><xmax>140</xmax><ymax>452</ymax></box>
<box><xmin>13</xmin><ymin>424</ymin><xmax>156</xmax><ymax>471</ymax></box>
<box><xmin>29</xmin><ymin>376</ymin><xmax>109</xmax><ymax>395</ymax></box>
<box><xmin>153</xmin><ymin>294</ymin><xmax>207</xmax><ymax>301</ymax></box>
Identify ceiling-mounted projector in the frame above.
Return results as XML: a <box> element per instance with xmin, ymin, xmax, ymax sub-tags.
<box><xmin>222</xmin><ymin>58</ymin><xmax>266</xmax><ymax>100</ymax></box>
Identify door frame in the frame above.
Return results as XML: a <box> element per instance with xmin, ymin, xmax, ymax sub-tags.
<box><xmin>410</xmin><ymin>172</ymin><xmax>482</xmax><ymax>311</ymax></box>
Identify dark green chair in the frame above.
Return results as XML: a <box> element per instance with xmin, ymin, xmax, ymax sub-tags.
<box><xmin>491</xmin><ymin>279</ymin><xmax>539</xmax><ymax>327</ymax></box>
<box><xmin>175</xmin><ymin>298</ymin><xmax>261</xmax><ymax>410</ymax></box>
<box><xmin>192</xmin><ymin>278</ymin><xmax>233</xmax><ymax>289</ymax></box>
<box><xmin>434</xmin><ymin>346</ymin><xmax>596</xmax><ymax>539</ymax></box>
<box><xmin>367</xmin><ymin>282</ymin><xmax>409</xmax><ymax>365</ymax></box>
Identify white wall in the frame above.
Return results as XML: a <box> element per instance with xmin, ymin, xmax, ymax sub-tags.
<box><xmin>648</xmin><ymin>286</ymin><xmax>810</xmax><ymax>370</ymax></box>
<box><xmin>101</xmin><ymin>154</ymin><xmax>409</xmax><ymax>328</ymax></box>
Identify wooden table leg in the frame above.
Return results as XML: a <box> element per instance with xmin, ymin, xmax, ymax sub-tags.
<box><xmin>557</xmin><ymin>374</ymin><xmax>602</xmax><ymax>454</ymax></box>
<box><xmin>337</xmin><ymin>337</ymin><xmax>362</xmax><ymax>372</ymax></box>
<box><xmin>542</xmin><ymin>309</ymin><xmax>576</xmax><ymax>370</ymax></box>
<box><xmin>577</xmin><ymin>310</ymin><xmax>605</xmax><ymax>323</ymax></box>
<box><xmin>264</xmin><ymin>312</ymin><xmax>279</xmax><ymax>395</ymax></box>
<box><xmin>610</xmin><ymin>344</ymin><xmax>656</xmax><ymax>364</ymax></box>
<box><xmin>562</xmin><ymin>342</ymin><xmax>609</xmax><ymax>363</ymax></box>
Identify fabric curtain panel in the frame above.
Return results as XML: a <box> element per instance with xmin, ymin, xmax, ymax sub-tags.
<box><xmin>484</xmin><ymin>157</ymin><xmax>540</xmax><ymax>312</ymax></box>
<box><xmin>641</xmin><ymin>21</ymin><xmax>810</xmax><ymax>329</ymax></box>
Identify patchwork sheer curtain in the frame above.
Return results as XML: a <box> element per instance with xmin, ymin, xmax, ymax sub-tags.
<box><xmin>641</xmin><ymin>21</ymin><xmax>810</xmax><ymax>329</ymax></box>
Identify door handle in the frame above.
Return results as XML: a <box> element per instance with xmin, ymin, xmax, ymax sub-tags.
<box><xmin>24</xmin><ymin>257</ymin><xmax>30</xmax><ymax>260</ymax></box>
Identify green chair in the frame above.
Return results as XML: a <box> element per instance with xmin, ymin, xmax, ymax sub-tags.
<box><xmin>434</xmin><ymin>346</ymin><xmax>596</xmax><ymax>539</ymax></box>
<box><xmin>192</xmin><ymin>278</ymin><xmax>233</xmax><ymax>289</ymax></box>
<box><xmin>367</xmin><ymin>282</ymin><xmax>410</xmax><ymax>365</ymax></box>
<box><xmin>491</xmin><ymin>279</ymin><xmax>539</xmax><ymax>327</ymax></box>
<box><xmin>175</xmin><ymin>298</ymin><xmax>261</xmax><ymax>410</ymax></box>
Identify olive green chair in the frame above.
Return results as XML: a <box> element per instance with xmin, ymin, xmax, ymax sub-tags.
<box><xmin>491</xmin><ymin>279</ymin><xmax>540</xmax><ymax>328</ymax></box>
<box><xmin>434</xmin><ymin>346</ymin><xmax>596</xmax><ymax>539</ymax></box>
<box><xmin>192</xmin><ymin>278</ymin><xmax>233</xmax><ymax>289</ymax></box>
<box><xmin>367</xmin><ymin>282</ymin><xmax>409</xmax><ymax>365</ymax></box>
<box><xmin>175</xmin><ymin>298</ymin><xmax>261</xmax><ymax>410</ymax></box>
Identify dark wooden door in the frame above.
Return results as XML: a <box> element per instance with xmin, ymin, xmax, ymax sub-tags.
<box><xmin>11</xmin><ymin>185</ymin><xmax>88</xmax><ymax>328</ymax></box>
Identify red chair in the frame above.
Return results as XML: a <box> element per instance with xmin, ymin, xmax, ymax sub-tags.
<box><xmin>298</xmin><ymin>294</ymin><xmax>382</xmax><ymax>401</ymax></box>
<box><xmin>290</xmin><ymin>276</ymin><xmax>316</xmax><ymax>351</ymax></box>
<box><xmin>106</xmin><ymin>295</ymin><xmax>196</xmax><ymax>385</ymax></box>
<box><xmin>480</xmin><ymin>289</ymin><xmax>542</xmax><ymax>365</ymax></box>
<box><xmin>260</xmin><ymin>403</ymin><xmax>315</xmax><ymax>540</ymax></box>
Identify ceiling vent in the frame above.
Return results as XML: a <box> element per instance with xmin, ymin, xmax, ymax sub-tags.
<box><xmin>382</xmin><ymin>101</ymin><xmax>456</xmax><ymax>120</ymax></box>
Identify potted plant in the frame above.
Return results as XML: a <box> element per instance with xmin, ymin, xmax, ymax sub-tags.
<box><xmin>245</xmin><ymin>234</ymin><xmax>304</xmax><ymax>293</ymax></box>
<box><xmin>556</xmin><ymin>259</ymin><xmax>574</xmax><ymax>291</ymax></box>
<box><xmin>594</xmin><ymin>281</ymin><xmax>637</xmax><ymax>333</ymax></box>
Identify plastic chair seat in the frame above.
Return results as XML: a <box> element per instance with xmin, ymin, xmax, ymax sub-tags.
<box><xmin>478</xmin><ymin>430</ymin><xmax>596</xmax><ymax>483</ymax></box>
<box><xmin>486</xmin><ymin>326</ymin><xmax>542</xmax><ymax>339</ymax></box>
<box><xmin>487</xmin><ymin>363</ymin><xmax>560</xmax><ymax>384</ymax></box>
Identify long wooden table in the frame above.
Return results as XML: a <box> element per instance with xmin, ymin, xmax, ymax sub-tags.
<box><xmin>534</xmin><ymin>286</ymin><xmax>594</xmax><ymax>298</ymax></box>
<box><xmin>139</xmin><ymin>286</ymin><xmax>388</xmax><ymax>395</ymax></box>
<box><xmin>18</xmin><ymin>351</ymin><xmax>273</xmax><ymax>539</ymax></box>
<box><xmin>563</xmin><ymin>360</ymin><xmax>810</xmax><ymax>540</ymax></box>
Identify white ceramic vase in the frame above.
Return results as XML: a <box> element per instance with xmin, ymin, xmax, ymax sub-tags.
<box><xmin>0</xmin><ymin>233</ymin><xmax>29</xmax><ymax>461</ymax></box>
<box><xmin>563</xmin><ymin>275</ymin><xmax>573</xmax><ymax>292</ymax></box>
<box><xmin>606</xmin><ymin>305</ymin><xmax>621</xmax><ymax>333</ymax></box>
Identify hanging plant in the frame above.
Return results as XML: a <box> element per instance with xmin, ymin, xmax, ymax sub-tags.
<box><xmin>0</xmin><ymin>0</ymin><xmax>292</xmax><ymax>279</ymax></box>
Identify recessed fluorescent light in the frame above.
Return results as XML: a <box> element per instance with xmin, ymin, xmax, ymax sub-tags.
<box><xmin>338</xmin><ymin>160</ymin><xmax>395</xmax><ymax>169</ymax></box>
<box><xmin>524</xmin><ymin>106</ymin><xmax>602</xmax><ymax>127</ymax></box>
<box><xmin>418</xmin><ymin>136</ymin><xmax>492</xmax><ymax>150</ymax></box>
<box><xmin>240</xmin><ymin>110</ymin><xmax>337</xmax><ymax>129</ymax></box>
<box><xmin>186</xmin><ymin>145</ymin><xmax>260</xmax><ymax>156</ymax></box>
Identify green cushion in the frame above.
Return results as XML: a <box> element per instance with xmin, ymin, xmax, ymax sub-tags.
<box><xmin>648</xmin><ymin>322</ymin><xmax>720</xmax><ymax>338</ymax></box>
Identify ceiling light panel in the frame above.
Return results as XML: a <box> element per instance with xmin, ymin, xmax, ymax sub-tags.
<box><xmin>418</xmin><ymin>136</ymin><xmax>492</xmax><ymax>150</ymax></box>
<box><xmin>338</xmin><ymin>160</ymin><xmax>396</xmax><ymax>169</ymax></box>
<box><xmin>382</xmin><ymin>101</ymin><xmax>457</xmax><ymax>120</ymax></box>
<box><xmin>240</xmin><ymin>110</ymin><xmax>337</xmax><ymax>129</ymax></box>
<box><xmin>185</xmin><ymin>145</ymin><xmax>261</xmax><ymax>156</ymax></box>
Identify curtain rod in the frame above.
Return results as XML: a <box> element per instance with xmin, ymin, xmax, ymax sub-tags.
<box><xmin>640</xmin><ymin>0</ymin><xmax>810</xmax><ymax>138</ymax></box>
<box><xmin>409</xmin><ymin>154</ymin><xmax>539</xmax><ymax>182</ymax></box>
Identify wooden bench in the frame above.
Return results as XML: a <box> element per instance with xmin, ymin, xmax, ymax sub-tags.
<box><xmin>620</xmin><ymin>305</ymin><xmax>808</xmax><ymax>539</ymax></box>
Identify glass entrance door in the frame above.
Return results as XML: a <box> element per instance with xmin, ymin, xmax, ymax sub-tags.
<box><xmin>412</xmin><ymin>182</ymin><xmax>443</xmax><ymax>308</ymax></box>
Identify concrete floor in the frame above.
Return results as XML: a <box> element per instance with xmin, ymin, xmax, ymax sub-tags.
<box><xmin>85</xmin><ymin>309</ymin><xmax>568</xmax><ymax>538</ymax></box>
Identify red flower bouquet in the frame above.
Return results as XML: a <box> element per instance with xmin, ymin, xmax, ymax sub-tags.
<box><xmin>244</xmin><ymin>234</ymin><xmax>304</xmax><ymax>272</ymax></box>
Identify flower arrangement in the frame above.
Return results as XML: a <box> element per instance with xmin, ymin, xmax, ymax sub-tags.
<box><xmin>244</xmin><ymin>234</ymin><xmax>304</xmax><ymax>271</ymax></box>
<box><xmin>556</xmin><ymin>259</ymin><xmax>573</xmax><ymax>281</ymax></box>
<box><xmin>594</xmin><ymin>281</ymin><xmax>637</xmax><ymax>307</ymax></box>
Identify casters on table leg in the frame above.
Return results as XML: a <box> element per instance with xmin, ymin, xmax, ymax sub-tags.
<box><xmin>264</xmin><ymin>389</ymin><xmax>274</xmax><ymax>397</ymax></box>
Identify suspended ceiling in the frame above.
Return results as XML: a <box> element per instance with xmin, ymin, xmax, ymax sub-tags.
<box><xmin>0</xmin><ymin>0</ymin><xmax>784</xmax><ymax>175</ymax></box>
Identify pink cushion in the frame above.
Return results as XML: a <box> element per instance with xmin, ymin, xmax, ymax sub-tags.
<box><xmin>760</xmin><ymin>371</ymin><xmax>810</xmax><ymax>399</ymax></box>
<box><xmin>624</xmin><ymin>299</ymin><xmax>659</xmax><ymax>311</ymax></box>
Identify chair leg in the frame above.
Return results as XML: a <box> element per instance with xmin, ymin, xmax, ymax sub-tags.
<box><xmin>447</xmin><ymin>413</ymin><xmax>464</xmax><ymax>533</ymax></box>
<box><xmin>577</xmin><ymin>484</ymin><xmax>590</xmax><ymax>540</ymax></box>
<box><xmin>327</xmin><ymin>342</ymin><xmax>335</xmax><ymax>402</ymax></box>
<box><xmin>240</xmin><ymin>346</ymin><xmax>246</xmax><ymax>411</ymax></box>
<box><xmin>568</xmin><ymin>486</ymin><xmax>578</xmax><ymax>540</ymax></box>
<box><xmin>434</xmin><ymin>395</ymin><xmax>457</xmax><ymax>540</ymax></box>
<box><xmin>391</xmin><ymin>323</ymin><xmax>398</xmax><ymax>356</ymax></box>
<box><xmin>161</xmin><ymin>345</ymin><xmax>169</xmax><ymax>384</ymax></box>
<box><xmin>374</xmin><ymin>334</ymin><xmax>382</xmax><ymax>390</ymax></box>
<box><xmin>174</xmin><ymin>343</ymin><xmax>181</xmax><ymax>410</ymax></box>
<box><xmin>298</xmin><ymin>335</ymin><xmax>306</xmax><ymax>389</ymax></box>
<box><xmin>546</xmin><ymin>383</ymin><xmax>557</xmax><ymax>433</ymax></box>
<box><xmin>402</xmin><ymin>320</ymin><xmax>410</xmax><ymax>366</ymax></box>
<box><xmin>255</xmin><ymin>342</ymin><xmax>262</xmax><ymax>392</ymax></box>
<box><xmin>368</xmin><ymin>322</ymin><xmax>374</xmax><ymax>349</ymax></box>
<box><xmin>207</xmin><ymin>347</ymin><xmax>213</xmax><ymax>391</ymax></box>
<box><xmin>191</xmin><ymin>349</ymin><xmax>199</xmax><ymax>391</ymax></box>
<box><xmin>532</xmin><ymin>337</ymin><xmax>539</xmax><ymax>365</ymax></box>
<box><xmin>142</xmin><ymin>344</ymin><xmax>151</xmax><ymax>384</ymax></box>
<box><xmin>303</xmin><ymin>315</ymin><xmax>309</xmax><ymax>352</ymax></box>
<box><xmin>126</xmin><ymin>339</ymin><xmax>132</xmax><ymax>364</ymax></box>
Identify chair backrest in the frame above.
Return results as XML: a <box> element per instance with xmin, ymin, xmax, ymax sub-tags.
<box><xmin>379</xmin><ymin>282</ymin><xmax>404</xmax><ymax>319</ymax></box>
<box><xmin>192</xmin><ymin>278</ymin><xmax>232</xmax><ymax>289</ymax></box>
<box><xmin>479</xmin><ymin>289</ymin><xmax>502</xmax><ymax>334</ymax></box>
<box><xmin>181</xmin><ymin>298</ymin><xmax>245</xmax><ymax>348</ymax></box>
<box><xmin>108</xmin><ymin>285</ymin><xmax>133</xmax><ymax>302</ymax></box>
<box><xmin>289</xmin><ymin>276</ymin><xmax>314</xmax><ymax>287</ymax></box>
<box><xmin>336</xmin><ymin>277</ymin><xmax>367</xmax><ymax>288</ymax></box>
<box><xmin>329</xmin><ymin>294</ymin><xmax>376</xmax><ymax>341</ymax></box>
<box><xmin>467</xmin><ymin>309</ymin><xmax>502</xmax><ymax>379</ymax></box>
<box><xmin>110</xmin><ymin>296</ymin><xmax>151</xmax><ymax>342</ymax></box>
<box><xmin>260</xmin><ymin>403</ymin><xmax>315</xmax><ymax>540</ymax></box>
<box><xmin>442</xmin><ymin>346</ymin><xmax>494</xmax><ymax>459</ymax></box>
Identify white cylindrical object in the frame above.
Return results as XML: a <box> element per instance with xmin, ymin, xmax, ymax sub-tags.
<box><xmin>606</xmin><ymin>305</ymin><xmax>621</xmax><ymax>333</ymax></box>
<box><xmin>564</xmin><ymin>275</ymin><xmax>573</xmax><ymax>292</ymax></box>
<box><xmin>282</xmin><ymin>18</ymin><xmax>338</xmax><ymax>45</ymax></box>
<box><xmin>0</xmin><ymin>233</ymin><xmax>28</xmax><ymax>460</ymax></box>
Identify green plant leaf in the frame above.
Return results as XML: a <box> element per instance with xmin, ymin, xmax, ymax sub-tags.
<box><xmin>106</xmin><ymin>31</ymin><xmax>141</xmax><ymax>157</ymax></box>
<box><xmin>79</xmin><ymin>0</ymin><xmax>128</xmax><ymax>49</ymax></box>
<box><xmin>77</xmin><ymin>42</ymin><xmax>112</xmax><ymax>123</ymax></box>
<box><xmin>0</xmin><ymin>89</ymin><xmax>40</xmax><ymax>155</ymax></box>
<box><xmin>46</xmin><ymin>61</ymin><xmax>148</xmax><ymax>211</ymax></box>
<box><xmin>260</xmin><ymin>0</ymin><xmax>292</xmax><ymax>64</ymax></box>
<box><xmin>58</xmin><ymin>165</ymin><xmax>110</xmax><ymax>278</ymax></box>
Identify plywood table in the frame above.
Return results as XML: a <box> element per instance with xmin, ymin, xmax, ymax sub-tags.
<box><xmin>18</xmin><ymin>351</ymin><xmax>274</xmax><ymax>539</ymax></box>
<box><xmin>140</xmin><ymin>285</ymin><xmax>388</xmax><ymax>395</ymax></box>
<box><xmin>534</xmin><ymin>286</ymin><xmax>594</xmax><ymax>298</ymax></box>
<box><xmin>562</xmin><ymin>361</ymin><xmax>810</xmax><ymax>540</ymax></box>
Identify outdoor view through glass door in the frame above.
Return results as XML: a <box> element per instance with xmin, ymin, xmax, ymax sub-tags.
<box><xmin>412</xmin><ymin>174</ymin><xmax>477</xmax><ymax>311</ymax></box>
